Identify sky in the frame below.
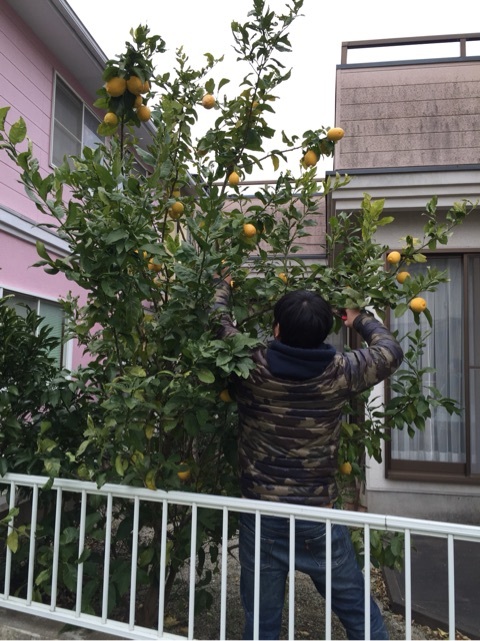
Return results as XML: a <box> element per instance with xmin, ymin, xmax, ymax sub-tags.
<box><xmin>67</xmin><ymin>0</ymin><xmax>480</xmax><ymax>178</ymax></box>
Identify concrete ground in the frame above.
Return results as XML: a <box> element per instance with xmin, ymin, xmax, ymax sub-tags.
<box><xmin>0</xmin><ymin>609</ymin><xmax>120</xmax><ymax>640</ymax></box>
<box><xmin>384</xmin><ymin>536</ymin><xmax>480</xmax><ymax>639</ymax></box>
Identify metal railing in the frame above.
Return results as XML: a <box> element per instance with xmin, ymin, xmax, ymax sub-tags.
<box><xmin>340</xmin><ymin>33</ymin><xmax>480</xmax><ymax>64</ymax></box>
<box><xmin>1</xmin><ymin>473</ymin><xmax>479</xmax><ymax>640</ymax></box>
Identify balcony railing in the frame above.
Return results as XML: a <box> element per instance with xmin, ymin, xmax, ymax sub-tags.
<box><xmin>1</xmin><ymin>473</ymin><xmax>479</xmax><ymax>640</ymax></box>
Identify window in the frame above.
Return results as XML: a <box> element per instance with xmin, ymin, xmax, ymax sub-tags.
<box><xmin>51</xmin><ymin>76</ymin><xmax>102</xmax><ymax>167</ymax></box>
<box><xmin>2</xmin><ymin>289</ymin><xmax>67</xmax><ymax>369</ymax></box>
<box><xmin>387</xmin><ymin>254</ymin><xmax>480</xmax><ymax>481</ymax></box>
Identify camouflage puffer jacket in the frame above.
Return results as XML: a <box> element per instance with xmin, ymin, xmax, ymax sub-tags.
<box><xmin>214</xmin><ymin>282</ymin><xmax>404</xmax><ymax>507</ymax></box>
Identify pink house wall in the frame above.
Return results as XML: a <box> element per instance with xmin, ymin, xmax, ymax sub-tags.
<box><xmin>0</xmin><ymin>0</ymin><xmax>96</xmax><ymax>369</ymax></box>
<box><xmin>1</xmin><ymin>234</ymin><xmax>65</xmax><ymax>297</ymax></box>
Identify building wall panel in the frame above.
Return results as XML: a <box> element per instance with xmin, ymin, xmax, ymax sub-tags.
<box><xmin>334</xmin><ymin>61</ymin><xmax>480</xmax><ymax>170</ymax></box>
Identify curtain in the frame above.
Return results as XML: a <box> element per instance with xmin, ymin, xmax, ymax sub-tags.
<box><xmin>468</xmin><ymin>256</ymin><xmax>480</xmax><ymax>473</ymax></box>
<box><xmin>390</xmin><ymin>256</ymin><xmax>465</xmax><ymax>463</ymax></box>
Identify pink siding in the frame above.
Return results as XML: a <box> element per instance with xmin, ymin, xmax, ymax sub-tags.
<box><xmin>0</xmin><ymin>0</ymin><xmax>101</xmax><ymax>224</ymax></box>
<box><xmin>0</xmin><ymin>0</ymin><xmax>53</xmax><ymax>224</ymax></box>
<box><xmin>0</xmin><ymin>0</ymin><xmax>95</xmax><ymax>370</ymax></box>
<box><xmin>2</xmin><ymin>234</ymin><xmax>70</xmax><ymax>300</ymax></box>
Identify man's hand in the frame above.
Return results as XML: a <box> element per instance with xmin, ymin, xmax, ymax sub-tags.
<box><xmin>343</xmin><ymin>308</ymin><xmax>361</xmax><ymax>328</ymax></box>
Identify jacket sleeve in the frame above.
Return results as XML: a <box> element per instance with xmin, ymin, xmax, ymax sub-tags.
<box><xmin>343</xmin><ymin>312</ymin><xmax>404</xmax><ymax>394</ymax></box>
<box><xmin>211</xmin><ymin>279</ymin><xmax>240</xmax><ymax>340</ymax></box>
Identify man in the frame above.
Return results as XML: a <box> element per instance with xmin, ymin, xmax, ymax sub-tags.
<box><xmin>213</xmin><ymin>281</ymin><xmax>404</xmax><ymax>640</ymax></box>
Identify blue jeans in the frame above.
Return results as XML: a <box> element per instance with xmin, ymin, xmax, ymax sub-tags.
<box><xmin>239</xmin><ymin>512</ymin><xmax>389</xmax><ymax>640</ymax></box>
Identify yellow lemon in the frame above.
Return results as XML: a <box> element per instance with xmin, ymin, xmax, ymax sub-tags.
<box><xmin>103</xmin><ymin>112</ymin><xmax>118</xmax><ymax>126</ymax></box>
<box><xmin>396</xmin><ymin>271</ymin><xmax>411</xmax><ymax>284</ymax></box>
<box><xmin>220</xmin><ymin>389</ymin><xmax>233</xmax><ymax>403</ymax></box>
<box><xmin>133</xmin><ymin>95</ymin><xmax>143</xmax><ymax>108</ymax></box>
<box><xmin>141</xmin><ymin>80</ymin><xmax>150</xmax><ymax>94</ymax></box>
<box><xmin>278</xmin><ymin>272</ymin><xmax>288</xmax><ymax>284</ymax></box>
<box><xmin>303</xmin><ymin>149</ymin><xmax>318</xmax><ymax>167</ymax></box>
<box><xmin>169</xmin><ymin>202</ymin><xmax>184</xmax><ymax>220</ymax></box>
<box><xmin>105</xmin><ymin>76</ymin><xmax>126</xmax><ymax>97</ymax></box>
<box><xmin>228</xmin><ymin>171</ymin><xmax>240</xmax><ymax>186</ymax></box>
<box><xmin>171</xmin><ymin>201</ymin><xmax>184</xmax><ymax>216</ymax></box>
<box><xmin>126</xmin><ymin>75</ymin><xmax>144</xmax><ymax>95</ymax></box>
<box><xmin>148</xmin><ymin>259</ymin><xmax>162</xmax><ymax>273</ymax></box>
<box><xmin>243</xmin><ymin>223</ymin><xmax>257</xmax><ymax>238</ymax></box>
<box><xmin>177</xmin><ymin>464</ymin><xmax>191</xmax><ymax>482</ymax></box>
<box><xmin>327</xmin><ymin>127</ymin><xmax>345</xmax><ymax>141</ymax></box>
<box><xmin>339</xmin><ymin>461</ymin><xmax>352</xmax><ymax>475</ymax></box>
<box><xmin>387</xmin><ymin>251</ymin><xmax>401</xmax><ymax>265</ymax></box>
<box><xmin>201</xmin><ymin>94</ymin><xmax>216</xmax><ymax>109</ymax></box>
<box><xmin>409</xmin><ymin>297</ymin><xmax>427</xmax><ymax>313</ymax></box>
<box><xmin>137</xmin><ymin>105</ymin><xmax>151</xmax><ymax>122</ymax></box>
<box><xmin>145</xmin><ymin>470</ymin><xmax>156</xmax><ymax>490</ymax></box>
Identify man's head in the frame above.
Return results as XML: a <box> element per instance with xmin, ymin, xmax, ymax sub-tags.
<box><xmin>273</xmin><ymin>290</ymin><xmax>333</xmax><ymax>348</ymax></box>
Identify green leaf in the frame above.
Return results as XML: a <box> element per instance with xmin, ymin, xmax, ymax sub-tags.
<box><xmin>7</xmin><ymin>531</ymin><xmax>18</xmax><ymax>554</ymax></box>
<box><xmin>97</xmin><ymin>121</ymin><xmax>118</xmax><ymax>137</ymax></box>
<box><xmin>412</xmin><ymin>253</ymin><xmax>427</xmax><ymax>263</ymax></box>
<box><xmin>197</xmin><ymin>369</ymin><xmax>215</xmax><ymax>384</ymax></box>
<box><xmin>76</xmin><ymin>440</ymin><xmax>91</xmax><ymax>457</ymax></box>
<box><xmin>0</xmin><ymin>106</ymin><xmax>10</xmax><ymax>131</ymax></box>
<box><xmin>44</xmin><ymin>458</ymin><xmax>60</xmax><ymax>476</ymax></box>
<box><xmin>8</xmin><ymin>117</ymin><xmax>27</xmax><ymax>144</ymax></box>
<box><xmin>62</xmin><ymin>563</ymin><xmax>78</xmax><ymax>592</ymax></box>
<box><xmin>127</xmin><ymin>366</ymin><xmax>147</xmax><ymax>378</ymax></box>
<box><xmin>0</xmin><ymin>458</ymin><xmax>8</xmax><ymax>476</ymax></box>
<box><xmin>138</xmin><ymin>546</ymin><xmax>155</xmax><ymax>567</ymax></box>
<box><xmin>36</xmin><ymin>240</ymin><xmax>52</xmax><ymax>262</ymax></box>
<box><xmin>115</xmin><ymin>454</ymin><xmax>126</xmax><ymax>477</ymax></box>
<box><xmin>105</xmin><ymin>228</ymin><xmax>128</xmax><ymax>244</ymax></box>
<box><xmin>35</xmin><ymin>569</ymin><xmax>51</xmax><ymax>586</ymax></box>
<box><xmin>394</xmin><ymin>303</ymin><xmax>409</xmax><ymax>317</ymax></box>
<box><xmin>205</xmin><ymin>78</ymin><xmax>215</xmax><ymax>94</ymax></box>
<box><xmin>377</xmin><ymin>216</ymin><xmax>395</xmax><ymax>226</ymax></box>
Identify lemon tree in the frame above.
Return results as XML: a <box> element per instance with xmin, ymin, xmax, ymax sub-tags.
<box><xmin>0</xmin><ymin>0</ymin><xmax>475</xmax><ymax>621</ymax></box>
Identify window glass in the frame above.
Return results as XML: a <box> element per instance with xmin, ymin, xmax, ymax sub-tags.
<box><xmin>390</xmin><ymin>256</ymin><xmax>465</xmax><ymax>463</ymax></box>
<box><xmin>3</xmin><ymin>290</ymin><xmax>65</xmax><ymax>369</ymax></box>
<box><xmin>55</xmin><ymin>78</ymin><xmax>83</xmax><ymax>140</ymax></box>
<box><xmin>83</xmin><ymin>108</ymin><xmax>103</xmax><ymax>151</ymax></box>
<box><xmin>52</xmin><ymin>77</ymin><xmax>102</xmax><ymax>166</ymax></box>
<box><xmin>39</xmin><ymin>300</ymin><xmax>64</xmax><ymax>367</ymax></box>
<box><xmin>52</xmin><ymin>124</ymin><xmax>81</xmax><ymax>167</ymax></box>
<box><xmin>3</xmin><ymin>290</ymin><xmax>37</xmax><ymax>317</ymax></box>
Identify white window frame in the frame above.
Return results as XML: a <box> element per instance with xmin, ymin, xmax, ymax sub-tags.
<box><xmin>50</xmin><ymin>72</ymin><xmax>103</xmax><ymax>168</ymax></box>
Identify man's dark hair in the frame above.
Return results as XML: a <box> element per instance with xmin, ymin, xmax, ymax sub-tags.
<box><xmin>273</xmin><ymin>290</ymin><xmax>333</xmax><ymax>348</ymax></box>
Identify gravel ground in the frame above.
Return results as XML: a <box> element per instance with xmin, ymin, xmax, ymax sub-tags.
<box><xmin>163</xmin><ymin>541</ymin><xmax>471</xmax><ymax>641</ymax></box>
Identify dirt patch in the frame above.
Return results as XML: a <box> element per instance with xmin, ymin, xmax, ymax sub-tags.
<box><xmin>164</xmin><ymin>541</ymin><xmax>470</xmax><ymax>640</ymax></box>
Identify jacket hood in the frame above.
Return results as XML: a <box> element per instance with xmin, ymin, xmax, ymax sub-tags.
<box><xmin>266</xmin><ymin>340</ymin><xmax>336</xmax><ymax>380</ymax></box>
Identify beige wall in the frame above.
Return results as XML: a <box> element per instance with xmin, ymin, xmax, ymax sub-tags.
<box><xmin>334</xmin><ymin>60</ymin><xmax>480</xmax><ymax>170</ymax></box>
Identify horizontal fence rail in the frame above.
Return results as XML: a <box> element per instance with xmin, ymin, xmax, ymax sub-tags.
<box><xmin>0</xmin><ymin>473</ymin><xmax>479</xmax><ymax>640</ymax></box>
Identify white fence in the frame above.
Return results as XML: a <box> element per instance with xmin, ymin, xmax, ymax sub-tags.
<box><xmin>0</xmin><ymin>473</ymin><xmax>479</xmax><ymax>640</ymax></box>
